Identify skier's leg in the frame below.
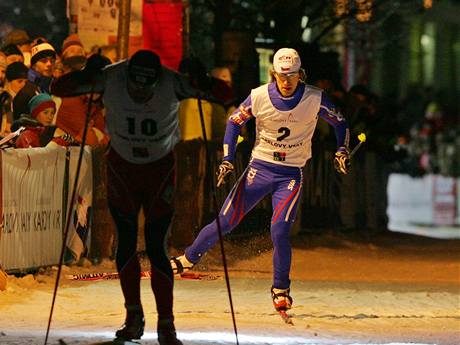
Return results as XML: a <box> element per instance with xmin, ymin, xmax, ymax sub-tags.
<box><xmin>143</xmin><ymin>153</ymin><xmax>182</xmax><ymax>345</ymax></box>
<box><xmin>109</xmin><ymin>205</ymin><xmax>145</xmax><ymax>339</ymax></box>
<box><xmin>144</xmin><ymin>215</ymin><xmax>174</xmax><ymax>320</ymax></box>
<box><xmin>107</xmin><ymin>149</ymin><xmax>144</xmax><ymax>339</ymax></box>
<box><xmin>270</xmin><ymin>167</ymin><xmax>303</xmax><ymax>310</ymax></box>
<box><xmin>110</xmin><ymin>205</ymin><xmax>141</xmax><ymax>305</ymax></box>
<box><xmin>183</xmin><ymin>163</ymin><xmax>272</xmax><ymax>264</ymax></box>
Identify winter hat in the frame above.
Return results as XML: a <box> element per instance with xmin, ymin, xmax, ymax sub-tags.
<box><xmin>5</xmin><ymin>61</ymin><xmax>28</xmax><ymax>81</ymax></box>
<box><xmin>128</xmin><ymin>50</ymin><xmax>161</xmax><ymax>86</ymax></box>
<box><xmin>1</xmin><ymin>43</ymin><xmax>23</xmax><ymax>57</ymax></box>
<box><xmin>61</xmin><ymin>34</ymin><xmax>84</xmax><ymax>57</ymax></box>
<box><xmin>4</xmin><ymin>29</ymin><xmax>31</xmax><ymax>46</ymax></box>
<box><xmin>273</xmin><ymin>48</ymin><xmax>301</xmax><ymax>75</ymax></box>
<box><xmin>30</xmin><ymin>40</ymin><xmax>56</xmax><ymax>66</ymax></box>
<box><xmin>28</xmin><ymin>93</ymin><xmax>56</xmax><ymax>118</ymax></box>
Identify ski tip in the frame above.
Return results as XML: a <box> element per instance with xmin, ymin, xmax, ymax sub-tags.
<box><xmin>279</xmin><ymin>310</ymin><xmax>294</xmax><ymax>325</ymax></box>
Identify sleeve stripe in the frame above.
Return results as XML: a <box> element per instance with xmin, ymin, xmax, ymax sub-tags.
<box><xmin>319</xmin><ymin>105</ymin><xmax>345</xmax><ymax>122</ymax></box>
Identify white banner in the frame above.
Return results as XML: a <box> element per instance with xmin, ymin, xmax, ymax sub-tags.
<box><xmin>0</xmin><ymin>147</ymin><xmax>66</xmax><ymax>270</ymax></box>
<box><xmin>0</xmin><ymin>147</ymin><xmax>93</xmax><ymax>271</ymax></box>
<box><xmin>387</xmin><ymin>173</ymin><xmax>460</xmax><ymax>239</ymax></box>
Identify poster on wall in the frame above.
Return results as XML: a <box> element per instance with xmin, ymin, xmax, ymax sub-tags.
<box><xmin>72</xmin><ymin>0</ymin><xmax>143</xmax><ymax>52</ymax></box>
<box><xmin>69</xmin><ymin>0</ymin><xmax>183</xmax><ymax>69</ymax></box>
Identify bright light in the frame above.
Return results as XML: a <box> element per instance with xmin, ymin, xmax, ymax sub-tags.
<box><xmin>423</xmin><ymin>0</ymin><xmax>433</xmax><ymax>9</ymax></box>
<box><xmin>420</xmin><ymin>34</ymin><xmax>432</xmax><ymax>47</ymax></box>
<box><xmin>301</xmin><ymin>16</ymin><xmax>309</xmax><ymax>29</ymax></box>
<box><xmin>35</xmin><ymin>330</ymin><xmax>438</xmax><ymax>345</ymax></box>
<box><xmin>302</xmin><ymin>28</ymin><xmax>312</xmax><ymax>43</ymax></box>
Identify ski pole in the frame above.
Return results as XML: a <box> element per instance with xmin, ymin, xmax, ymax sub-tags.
<box><xmin>197</xmin><ymin>96</ymin><xmax>240</xmax><ymax>345</ymax></box>
<box><xmin>350</xmin><ymin>132</ymin><xmax>367</xmax><ymax>158</ymax></box>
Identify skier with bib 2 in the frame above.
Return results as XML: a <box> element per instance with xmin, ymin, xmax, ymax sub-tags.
<box><xmin>171</xmin><ymin>47</ymin><xmax>351</xmax><ymax>316</ymax></box>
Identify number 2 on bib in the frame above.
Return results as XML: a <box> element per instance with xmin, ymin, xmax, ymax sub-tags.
<box><xmin>277</xmin><ymin>127</ymin><xmax>290</xmax><ymax>141</ymax></box>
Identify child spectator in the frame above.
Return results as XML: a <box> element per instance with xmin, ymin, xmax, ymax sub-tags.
<box><xmin>0</xmin><ymin>62</ymin><xmax>29</xmax><ymax>135</ymax></box>
<box><xmin>15</xmin><ymin>93</ymin><xmax>76</xmax><ymax>148</ymax></box>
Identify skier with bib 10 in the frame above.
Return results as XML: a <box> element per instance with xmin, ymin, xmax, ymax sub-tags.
<box><xmin>171</xmin><ymin>47</ymin><xmax>351</xmax><ymax>319</ymax></box>
<box><xmin>52</xmin><ymin>49</ymin><xmax>202</xmax><ymax>345</ymax></box>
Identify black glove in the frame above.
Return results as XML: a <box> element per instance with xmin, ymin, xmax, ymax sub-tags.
<box><xmin>85</xmin><ymin>53</ymin><xmax>111</xmax><ymax>73</ymax></box>
<box><xmin>334</xmin><ymin>146</ymin><xmax>351</xmax><ymax>175</ymax></box>
<box><xmin>216</xmin><ymin>160</ymin><xmax>234</xmax><ymax>187</ymax></box>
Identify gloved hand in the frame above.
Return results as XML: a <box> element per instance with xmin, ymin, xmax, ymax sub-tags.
<box><xmin>85</xmin><ymin>53</ymin><xmax>111</xmax><ymax>73</ymax></box>
<box><xmin>216</xmin><ymin>160</ymin><xmax>234</xmax><ymax>187</ymax></box>
<box><xmin>334</xmin><ymin>146</ymin><xmax>351</xmax><ymax>175</ymax></box>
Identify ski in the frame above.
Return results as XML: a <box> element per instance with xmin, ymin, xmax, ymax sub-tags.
<box><xmin>60</xmin><ymin>339</ymin><xmax>140</xmax><ymax>345</ymax></box>
<box><xmin>65</xmin><ymin>270</ymin><xmax>220</xmax><ymax>281</ymax></box>
<box><xmin>176</xmin><ymin>271</ymin><xmax>221</xmax><ymax>281</ymax></box>
<box><xmin>64</xmin><ymin>271</ymin><xmax>150</xmax><ymax>281</ymax></box>
<box><xmin>278</xmin><ymin>310</ymin><xmax>294</xmax><ymax>325</ymax></box>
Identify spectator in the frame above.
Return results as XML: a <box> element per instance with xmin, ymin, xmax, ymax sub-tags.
<box><xmin>55</xmin><ymin>93</ymin><xmax>109</xmax><ymax>147</ymax></box>
<box><xmin>0</xmin><ymin>62</ymin><xmax>28</xmax><ymax>135</ymax></box>
<box><xmin>13</xmin><ymin>39</ymin><xmax>56</xmax><ymax>119</ymax></box>
<box><xmin>60</xmin><ymin>34</ymin><xmax>87</xmax><ymax>74</ymax></box>
<box><xmin>1</xmin><ymin>44</ymin><xmax>24</xmax><ymax>65</ymax></box>
<box><xmin>3</xmin><ymin>29</ymin><xmax>31</xmax><ymax>67</ymax></box>
<box><xmin>14</xmin><ymin>93</ymin><xmax>76</xmax><ymax>148</ymax></box>
<box><xmin>53</xmin><ymin>59</ymin><xmax>64</xmax><ymax>79</ymax></box>
<box><xmin>53</xmin><ymin>44</ymin><xmax>109</xmax><ymax>147</ymax></box>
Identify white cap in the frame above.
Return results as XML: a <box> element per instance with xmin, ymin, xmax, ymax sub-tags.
<box><xmin>273</xmin><ymin>48</ymin><xmax>301</xmax><ymax>75</ymax></box>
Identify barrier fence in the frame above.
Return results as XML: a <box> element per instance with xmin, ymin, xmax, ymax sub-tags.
<box><xmin>1</xmin><ymin>141</ymin><xmax>458</xmax><ymax>272</ymax></box>
<box><xmin>0</xmin><ymin>146</ymin><xmax>92</xmax><ymax>271</ymax></box>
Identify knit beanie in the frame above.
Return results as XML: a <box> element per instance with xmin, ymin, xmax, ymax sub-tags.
<box><xmin>28</xmin><ymin>93</ymin><xmax>56</xmax><ymax>118</ymax></box>
<box><xmin>4</xmin><ymin>29</ymin><xmax>31</xmax><ymax>46</ymax></box>
<box><xmin>5</xmin><ymin>61</ymin><xmax>28</xmax><ymax>81</ymax></box>
<box><xmin>1</xmin><ymin>44</ymin><xmax>23</xmax><ymax>57</ymax></box>
<box><xmin>30</xmin><ymin>41</ymin><xmax>56</xmax><ymax>66</ymax></box>
<box><xmin>128</xmin><ymin>50</ymin><xmax>161</xmax><ymax>86</ymax></box>
<box><xmin>61</xmin><ymin>34</ymin><xmax>84</xmax><ymax>55</ymax></box>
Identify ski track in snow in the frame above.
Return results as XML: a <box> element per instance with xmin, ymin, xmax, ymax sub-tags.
<box><xmin>1</xmin><ymin>275</ymin><xmax>459</xmax><ymax>345</ymax></box>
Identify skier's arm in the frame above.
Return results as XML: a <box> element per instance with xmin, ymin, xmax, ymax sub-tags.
<box><xmin>173</xmin><ymin>72</ymin><xmax>224</xmax><ymax>105</ymax></box>
<box><xmin>223</xmin><ymin>96</ymin><xmax>254</xmax><ymax>162</ymax></box>
<box><xmin>173</xmin><ymin>72</ymin><xmax>199</xmax><ymax>101</ymax></box>
<box><xmin>318</xmin><ymin>93</ymin><xmax>350</xmax><ymax>149</ymax></box>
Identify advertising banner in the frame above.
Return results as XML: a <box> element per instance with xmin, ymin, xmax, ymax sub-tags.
<box><xmin>0</xmin><ymin>148</ymin><xmax>66</xmax><ymax>270</ymax></box>
<box><xmin>387</xmin><ymin>173</ymin><xmax>460</xmax><ymax>239</ymax></box>
<box><xmin>0</xmin><ymin>147</ymin><xmax>93</xmax><ymax>271</ymax></box>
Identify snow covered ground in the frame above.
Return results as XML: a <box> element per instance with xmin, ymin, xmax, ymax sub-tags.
<box><xmin>1</xmin><ymin>232</ymin><xmax>459</xmax><ymax>345</ymax></box>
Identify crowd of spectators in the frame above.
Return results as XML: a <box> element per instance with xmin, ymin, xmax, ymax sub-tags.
<box><xmin>0</xmin><ymin>29</ymin><xmax>108</xmax><ymax>149</ymax></box>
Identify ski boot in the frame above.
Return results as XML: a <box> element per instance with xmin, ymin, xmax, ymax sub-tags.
<box><xmin>115</xmin><ymin>304</ymin><xmax>145</xmax><ymax>341</ymax></box>
<box><xmin>271</xmin><ymin>286</ymin><xmax>294</xmax><ymax>324</ymax></box>
<box><xmin>157</xmin><ymin>318</ymin><xmax>183</xmax><ymax>345</ymax></box>
<box><xmin>271</xmin><ymin>286</ymin><xmax>293</xmax><ymax>311</ymax></box>
<box><xmin>170</xmin><ymin>255</ymin><xmax>194</xmax><ymax>275</ymax></box>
